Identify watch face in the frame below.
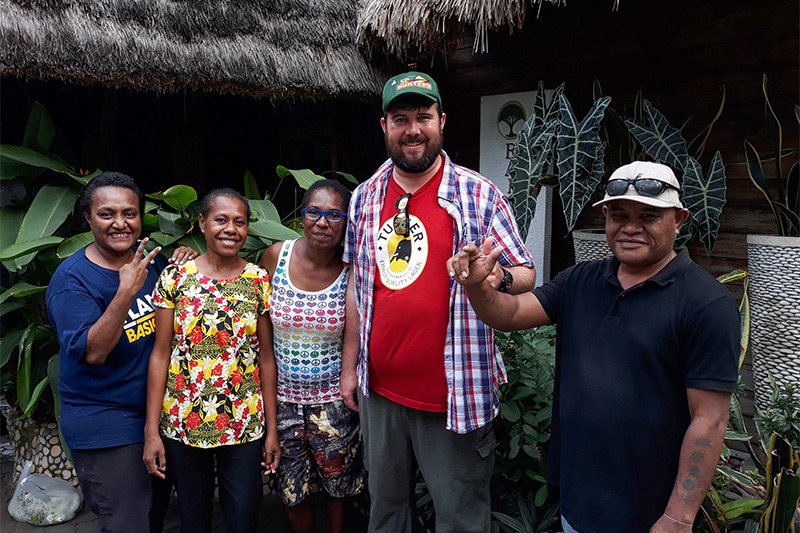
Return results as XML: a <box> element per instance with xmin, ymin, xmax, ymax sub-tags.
<box><xmin>499</xmin><ymin>268</ymin><xmax>513</xmax><ymax>292</ymax></box>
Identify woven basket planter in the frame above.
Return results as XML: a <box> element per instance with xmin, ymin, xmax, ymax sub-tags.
<box><xmin>572</xmin><ymin>229</ymin><xmax>613</xmax><ymax>264</ymax></box>
<box><xmin>746</xmin><ymin>234</ymin><xmax>800</xmax><ymax>409</ymax></box>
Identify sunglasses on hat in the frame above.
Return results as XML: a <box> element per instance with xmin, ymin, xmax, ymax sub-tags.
<box><xmin>605</xmin><ymin>178</ymin><xmax>680</xmax><ymax>198</ymax></box>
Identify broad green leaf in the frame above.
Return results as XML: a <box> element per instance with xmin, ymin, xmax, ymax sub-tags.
<box><xmin>725</xmin><ymin>429</ymin><xmax>753</xmax><ymax>441</ymax></box>
<box><xmin>66</xmin><ymin>169</ymin><xmax>100</xmax><ymax>186</ymax></box>
<box><xmin>148</xmin><ymin>185</ymin><xmax>198</xmax><ymax>212</ymax></box>
<box><xmin>507</xmin><ymin>112</ymin><xmax>558</xmax><ymax>241</ymax></box>
<box><xmin>177</xmin><ymin>232</ymin><xmax>207</xmax><ymax>255</ymax></box>
<box><xmin>625</xmin><ymin>100</ymin><xmax>688</xmax><ymax>170</ymax></box>
<box><xmin>248</xmin><ymin>219</ymin><xmax>302</xmax><ymax>241</ymax></box>
<box><xmin>20</xmin><ymin>377</ymin><xmax>49</xmax><ymax>418</ymax></box>
<box><xmin>46</xmin><ymin>354</ymin><xmax>70</xmax><ymax>462</ymax></box>
<box><xmin>533</xmin><ymin>81</ymin><xmax>564</xmax><ymax>131</ymax></box>
<box><xmin>8</xmin><ymin>184</ymin><xmax>80</xmax><ymax>269</ymax></box>
<box><xmin>0</xmin><ymin>145</ymin><xmax>74</xmax><ymax>175</ymax></box>
<box><xmin>244</xmin><ymin>170</ymin><xmax>260</xmax><ymax>200</ymax></box>
<box><xmin>0</xmin><ymin>300</ymin><xmax>26</xmax><ymax>318</ymax></box>
<box><xmin>717</xmin><ymin>465</ymin><xmax>758</xmax><ymax>487</ymax></box>
<box><xmin>276</xmin><ymin>166</ymin><xmax>324</xmax><ymax>189</ymax></box>
<box><xmin>333</xmin><ymin>171</ymin><xmax>358</xmax><ymax>185</ymax></box>
<box><xmin>0</xmin><ymin>281</ymin><xmax>48</xmax><ymax>306</ymax></box>
<box><xmin>556</xmin><ymin>94</ymin><xmax>611</xmax><ymax>232</ymax></box>
<box><xmin>500</xmin><ymin>401</ymin><xmax>521</xmax><ymax>422</ymax></box>
<box><xmin>16</xmin><ymin>325</ymin><xmax>35</xmax><ymax>410</ymax></box>
<box><xmin>0</xmin><ymin>236</ymin><xmax>63</xmax><ymax>261</ymax></box>
<box><xmin>534</xmin><ymin>484</ymin><xmax>548</xmax><ymax>507</ymax></box>
<box><xmin>0</xmin><ymin>328</ymin><xmax>26</xmax><ymax>368</ymax></box>
<box><xmin>683</xmin><ymin>152</ymin><xmax>726</xmax><ymax>254</ymax></box>
<box><xmin>23</xmin><ymin>103</ymin><xmax>56</xmax><ymax>151</ymax></box>
<box><xmin>158</xmin><ymin>209</ymin><xmax>190</xmax><ymax>236</ymax></box>
<box><xmin>0</xmin><ymin>208</ymin><xmax>24</xmax><ymax>252</ymax></box>
<box><xmin>56</xmin><ymin>232</ymin><xmax>94</xmax><ymax>259</ymax></box>
<box><xmin>249</xmin><ymin>199</ymin><xmax>282</xmax><ymax>223</ymax></box>
<box><xmin>720</xmin><ymin>497</ymin><xmax>764</xmax><ymax>518</ymax></box>
<box><xmin>150</xmin><ymin>231</ymin><xmax>182</xmax><ymax>247</ymax></box>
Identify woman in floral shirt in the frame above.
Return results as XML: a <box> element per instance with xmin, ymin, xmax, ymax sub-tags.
<box><xmin>143</xmin><ymin>188</ymin><xmax>279</xmax><ymax>533</ymax></box>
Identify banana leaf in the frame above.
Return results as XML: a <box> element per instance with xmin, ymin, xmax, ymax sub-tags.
<box><xmin>682</xmin><ymin>152</ymin><xmax>727</xmax><ymax>254</ymax></box>
<box><xmin>276</xmin><ymin>166</ymin><xmax>324</xmax><ymax>189</ymax></box>
<box><xmin>556</xmin><ymin>95</ymin><xmax>611</xmax><ymax>232</ymax></box>
<box><xmin>0</xmin><ymin>236</ymin><xmax>63</xmax><ymax>261</ymax></box>
<box><xmin>625</xmin><ymin>100</ymin><xmax>688</xmax><ymax>170</ymax></box>
<box><xmin>0</xmin><ymin>281</ymin><xmax>48</xmax><ymax>306</ymax></box>
<box><xmin>243</xmin><ymin>170</ymin><xmax>260</xmax><ymax>200</ymax></box>
<box><xmin>23</xmin><ymin>102</ymin><xmax>56</xmax><ymax>152</ymax></box>
<box><xmin>56</xmin><ymin>232</ymin><xmax>94</xmax><ymax>259</ymax></box>
<box><xmin>6</xmin><ymin>184</ymin><xmax>80</xmax><ymax>270</ymax></box>
<box><xmin>148</xmin><ymin>185</ymin><xmax>198</xmax><ymax>214</ymax></box>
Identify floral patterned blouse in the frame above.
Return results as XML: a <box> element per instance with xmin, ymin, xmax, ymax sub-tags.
<box><xmin>152</xmin><ymin>261</ymin><xmax>271</xmax><ymax>448</ymax></box>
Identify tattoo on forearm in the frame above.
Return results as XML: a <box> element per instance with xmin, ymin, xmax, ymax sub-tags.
<box><xmin>682</xmin><ymin>479</ymin><xmax>696</xmax><ymax>491</ymax></box>
<box><xmin>695</xmin><ymin>438</ymin><xmax>712</xmax><ymax>447</ymax></box>
<box><xmin>688</xmin><ymin>466</ymin><xmax>701</xmax><ymax>478</ymax></box>
<box><xmin>678</xmin><ymin>493</ymin><xmax>698</xmax><ymax>504</ymax></box>
<box><xmin>690</xmin><ymin>451</ymin><xmax>705</xmax><ymax>463</ymax></box>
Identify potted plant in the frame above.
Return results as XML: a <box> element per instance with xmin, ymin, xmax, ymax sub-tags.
<box><xmin>507</xmin><ymin>81</ymin><xmax>728</xmax><ymax>263</ymax></box>
<box><xmin>743</xmin><ymin>74</ymin><xmax>800</xmax><ymax>410</ymax></box>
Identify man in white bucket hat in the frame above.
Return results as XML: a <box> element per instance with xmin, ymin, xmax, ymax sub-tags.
<box><xmin>446</xmin><ymin>161</ymin><xmax>740</xmax><ymax>532</ymax></box>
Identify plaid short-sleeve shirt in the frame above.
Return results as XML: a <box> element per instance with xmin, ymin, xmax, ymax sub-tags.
<box><xmin>343</xmin><ymin>152</ymin><xmax>534</xmax><ymax>434</ymax></box>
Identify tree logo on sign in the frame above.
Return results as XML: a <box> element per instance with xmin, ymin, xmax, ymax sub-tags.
<box><xmin>497</xmin><ymin>101</ymin><xmax>527</xmax><ymax>140</ymax></box>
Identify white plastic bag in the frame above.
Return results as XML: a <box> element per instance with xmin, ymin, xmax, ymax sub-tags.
<box><xmin>7</xmin><ymin>460</ymin><xmax>82</xmax><ymax>525</ymax></box>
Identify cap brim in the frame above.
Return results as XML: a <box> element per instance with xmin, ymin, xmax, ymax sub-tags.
<box><xmin>593</xmin><ymin>195</ymin><xmax>683</xmax><ymax>209</ymax></box>
<box><xmin>383</xmin><ymin>93</ymin><xmax>439</xmax><ymax>111</ymax></box>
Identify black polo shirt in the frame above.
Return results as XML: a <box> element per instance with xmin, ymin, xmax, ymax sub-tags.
<box><xmin>532</xmin><ymin>249</ymin><xmax>739</xmax><ymax>533</ymax></box>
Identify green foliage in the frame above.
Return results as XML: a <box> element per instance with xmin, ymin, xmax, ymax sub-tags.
<box><xmin>556</xmin><ymin>95</ymin><xmax>610</xmax><ymax>232</ymax></box>
<box><xmin>0</xmin><ymin>104</ymin><xmax>96</xmax><ymax>421</ymax></box>
<box><xmin>506</xmin><ymin>82</ymin><xmax>561</xmax><ymax>241</ymax></box>
<box><xmin>491</xmin><ymin>493</ymin><xmax>559</xmax><ymax>533</ymax></box>
<box><xmin>506</xmin><ymin>82</ymin><xmax>609</xmax><ymax>238</ymax></box>
<box><xmin>744</xmin><ymin>74</ymin><xmax>800</xmax><ymax>237</ymax></box>
<box><xmin>493</xmin><ymin>326</ymin><xmax>556</xmax><ymax>512</ymax></box>
<box><xmin>760</xmin><ymin>433</ymin><xmax>800</xmax><ymax>533</ymax></box>
<box><xmin>755</xmin><ymin>377</ymin><xmax>800</xmax><ymax>456</ymax></box>
<box><xmin>624</xmin><ymin>98</ymin><xmax>728</xmax><ymax>254</ymax></box>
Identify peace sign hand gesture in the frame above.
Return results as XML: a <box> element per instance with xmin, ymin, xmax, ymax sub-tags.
<box><xmin>118</xmin><ymin>238</ymin><xmax>162</xmax><ymax>300</ymax></box>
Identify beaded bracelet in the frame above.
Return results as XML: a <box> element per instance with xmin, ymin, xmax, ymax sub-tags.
<box><xmin>663</xmin><ymin>513</ymin><xmax>693</xmax><ymax>528</ymax></box>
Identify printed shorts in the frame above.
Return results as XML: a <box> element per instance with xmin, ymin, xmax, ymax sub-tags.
<box><xmin>276</xmin><ymin>400</ymin><xmax>366</xmax><ymax>506</ymax></box>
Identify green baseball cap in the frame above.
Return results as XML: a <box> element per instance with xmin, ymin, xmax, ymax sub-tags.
<box><xmin>382</xmin><ymin>71</ymin><xmax>442</xmax><ymax>112</ymax></box>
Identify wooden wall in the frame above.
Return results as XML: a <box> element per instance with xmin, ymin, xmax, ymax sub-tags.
<box><xmin>423</xmin><ymin>0</ymin><xmax>798</xmax><ymax>280</ymax></box>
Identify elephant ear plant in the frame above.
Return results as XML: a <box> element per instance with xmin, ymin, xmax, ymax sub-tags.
<box><xmin>508</xmin><ymin>82</ymin><xmax>728</xmax><ymax>254</ymax></box>
<box><xmin>507</xmin><ymin>81</ymin><xmax>610</xmax><ymax>240</ymax></box>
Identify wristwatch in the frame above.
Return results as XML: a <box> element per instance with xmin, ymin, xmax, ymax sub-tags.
<box><xmin>498</xmin><ymin>267</ymin><xmax>513</xmax><ymax>293</ymax></box>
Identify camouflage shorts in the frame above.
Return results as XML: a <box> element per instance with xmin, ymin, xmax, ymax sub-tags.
<box><xmin>276</xmin><ymin>400</ymin><xmax>366</xmax><ymax>506</ymax></box>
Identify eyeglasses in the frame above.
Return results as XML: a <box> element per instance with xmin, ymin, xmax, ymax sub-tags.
<box><xmin>605</xmin><ymin>178</ymin><xmax>680</xmax><ymax>198</ymax></box>
<box><xmin>302</xmin><ymin>208</ymin><xmax>347</xmax><ymax>224</ymax></box>
<box><xmin>393</xmin><ymin>194</ymin><xmax>411</xmax><ymax>237</ymax></box>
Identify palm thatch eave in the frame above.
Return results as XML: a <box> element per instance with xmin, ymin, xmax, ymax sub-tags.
<box><xmin>357</xmin><ymin>0</ymin><xmax>619</xmax><ymax>58</ymax></box>
<box><xmin>0</xmin><ymin>0</ymin><xmax>385</xmax><ymax>101</ymax></box>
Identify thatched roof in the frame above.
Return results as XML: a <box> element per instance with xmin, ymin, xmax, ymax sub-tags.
<box><xmin>358</xmin><ymin>0</ymin><xmax>618</xmax><ymax>57</ymax></box>
<box><xmin>0</xmin><ymin>0</ymin><xmax>385</xmax><ymax>100</ymax></box>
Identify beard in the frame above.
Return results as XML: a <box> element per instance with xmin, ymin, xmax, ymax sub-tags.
<box><xmin>385</xmin><ymin>130</ymin><xmax>444</xmax><ymax>174</ymax></box>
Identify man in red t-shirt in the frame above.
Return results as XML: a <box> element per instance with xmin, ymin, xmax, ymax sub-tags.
<box><xmin>342</xmin><ymin>72</ymin><xmax>536</xmax><ymax>532</ymax></box>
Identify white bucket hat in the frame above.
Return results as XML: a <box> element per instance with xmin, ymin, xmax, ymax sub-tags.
<box><xmin>593</xmin><ymin>161</ymin><xmax>684</xmax><ymax>209</ymax></box>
